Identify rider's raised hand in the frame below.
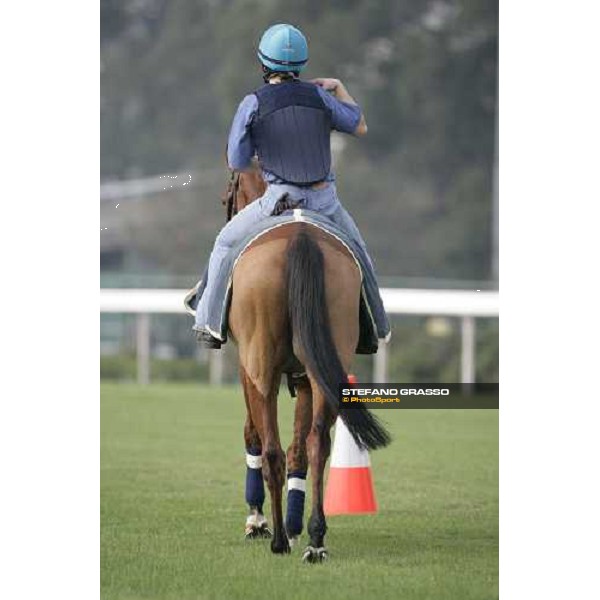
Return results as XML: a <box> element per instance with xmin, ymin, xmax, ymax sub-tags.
<box><xmin>310</xmin><ymin>78</ymin><xmax>341</xmax><ymax>92</ymax></box>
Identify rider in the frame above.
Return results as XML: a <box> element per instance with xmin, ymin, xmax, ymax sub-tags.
<box><xmin>194</xmin><ymin>23</ymin><xmax>390</xmax><ymax>348</ymax></box>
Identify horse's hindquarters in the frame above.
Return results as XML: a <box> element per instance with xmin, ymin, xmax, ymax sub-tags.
<box><xmin>230</xmin><ymin>223</ymin><xmax>361</xmax><ymax>378</ymax></box>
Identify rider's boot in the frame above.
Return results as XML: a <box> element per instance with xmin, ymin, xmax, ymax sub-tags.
<box><xmin>196</xmin><ymin>330</ymin><xmax>222</xmax><ymax>350</ymax></box>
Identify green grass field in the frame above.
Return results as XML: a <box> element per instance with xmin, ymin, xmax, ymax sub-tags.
<box><xmin>101</xmin><ymin>383</ymin><xmax>498</xmax><ymax>600</ymax></box>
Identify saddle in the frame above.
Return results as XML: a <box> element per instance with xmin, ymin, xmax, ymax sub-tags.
<box><xmin>186</xmin><ymin>208</ymin><xmax>380</xmax><ymax>356</ymax></box>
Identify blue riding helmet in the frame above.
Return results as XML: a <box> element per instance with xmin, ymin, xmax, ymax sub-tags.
<box><xmin>257</xmin><ymin>24</ymin><xmax>308</xmax><ymax>72</ymax></box>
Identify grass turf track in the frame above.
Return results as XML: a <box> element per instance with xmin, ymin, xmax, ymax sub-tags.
<box><xmin>101</xmin><ymin>383</ymin><xmax>498</xmax><ymax>600</ymax></box>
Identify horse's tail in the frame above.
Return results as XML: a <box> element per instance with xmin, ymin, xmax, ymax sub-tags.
<box><xmin>286</xmin><ymin>228</ymin><xmax>391</xmax><ymax>451</ymax></box>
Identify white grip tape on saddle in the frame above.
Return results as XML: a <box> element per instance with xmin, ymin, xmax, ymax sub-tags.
<box><xmin>246</xmin><ymin>453</ymin><xmax>262</xmax><ymax>469</ymax></box>
<box><xmin>287</xmin><ymin>477</ymin><xmax>307</xmax><ymax>492</ymax></box>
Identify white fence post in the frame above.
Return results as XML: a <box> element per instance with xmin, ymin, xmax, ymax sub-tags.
<box><xmin>209</xmin><ymin>348</ymin><xmax>225</xmax><ymax>386</ymax></box>
<box><xmin>136</xmin><ymin>313</ymin><xmax>151</xmax><ymax>385</ymax></box>
<box><xmin>373</xmin><ymin>342</ymin><xmax>389</xmax><ymax>383</ymax></box>
<box><xmin>460</xmin><ymin>316</ymin><xmax>476</xmax><ymax>384</ymax></box>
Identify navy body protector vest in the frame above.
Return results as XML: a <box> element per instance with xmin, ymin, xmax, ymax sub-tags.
<box><xmin>252</xmin><ymin>80</ymin><xmax>332</xmax><ymax>186</ymax></box>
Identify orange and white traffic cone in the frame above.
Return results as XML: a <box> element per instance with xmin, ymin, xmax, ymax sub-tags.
<box><xmin>324</xmin><ymin>375</ymin><xmax>378</xmax><ymax>515</ymax></box>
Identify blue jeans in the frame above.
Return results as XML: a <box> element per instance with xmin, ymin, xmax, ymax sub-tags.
<box><xmin>194</xmin><ymin>182</ymin><xmax>386</xmax><ymax>336</ymax></box>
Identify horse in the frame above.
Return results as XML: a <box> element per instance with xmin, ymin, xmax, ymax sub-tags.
<box><xmin>220</xmin><ymin>163</ymin><xmax>391</xmax><ymax>562</ymax></box>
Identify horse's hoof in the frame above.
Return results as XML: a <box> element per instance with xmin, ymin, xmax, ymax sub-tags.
<box><xmin>244</xmin><ymin>523</ymin><xmax>272</xmax><ymax>540</ymax></box>
<box><xmin>245</xmin><ymin>513</ymin><xmax>272</xmax><ymax>540</ymax></box>
<box><xmin>258</xmin><ymin>523</ymin><xmax>272</xmax><ymax>538</ymax></box>
<box><xmin>271</xmin><ymin>535</ymin><xmax>291</xmax><ymax>554</ymax></box>
<box><xmin>245</xmin><ymin>524</ymin><xmax>258</xmax><ymax>540</ymax></box>
<box><xmin>301</xmin><ymin>545</ymin><xmax>328</xmax><ymax>563</ymax></box>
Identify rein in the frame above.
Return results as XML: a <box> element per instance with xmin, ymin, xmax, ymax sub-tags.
<box><xmin>223</xmin><ymin>170</ymin><xmax>241</xmax><ymax>222</ymax></box>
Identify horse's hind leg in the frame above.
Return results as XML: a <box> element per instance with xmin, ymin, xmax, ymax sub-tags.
<box><xmin>262</xmin><ymin>385</ymin><xmax>289</xmax><ymax>554</ymax></box>
<box><xmin>302</xmin><ymin>384</ymin><xmax>336</xmax><ymax>563</ymax></box>
<box><xmin>230</xmin><ymin>237</ymin><xmax>291</xmax><ymax>554</ymax></box>
<box><xmin>300</xmin><ymin>281</ymin><xmax>359</xmax><ymax>563</ymax></box>
<box><xmin>243</xmin><ymin>369</ymin><xmax>289</xmax><ymax>554</ymax></box>
<box><xmin>285</xmin><ymin>379</ymin><xmax>312</xmax><ymax>547</ymax></box>
<box><xmin>241</xmin><ymin>370</ymin><xmax>271</xmax><ymax>539</ymax></box>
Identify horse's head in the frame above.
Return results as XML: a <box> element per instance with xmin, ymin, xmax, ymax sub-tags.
<box><xmin>221</xmin><ymin>157</ymin><xmax>267</xmax><ymax>222</ymax></box>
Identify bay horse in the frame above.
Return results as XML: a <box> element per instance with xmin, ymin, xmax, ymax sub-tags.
<box><xmin>221</xmin><ymin>163</ymin><xmax>390</xmax><ymax>562</ymax></box>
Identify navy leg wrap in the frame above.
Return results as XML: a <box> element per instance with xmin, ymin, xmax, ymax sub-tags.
<box><xmin>285</xmin><ymin>471</ymin><xmax>307</xmax><ymax>536</ymax></box>
<box><xmin>245</xmin><ymin>447</ymin><xmax>265</xmax><ymax>511</ymax></box>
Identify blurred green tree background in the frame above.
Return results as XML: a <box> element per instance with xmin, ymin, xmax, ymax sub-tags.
<box><xmin>101</xmin><ymin>0</ymin><xmax>497</xmax><ymax>280</ymax></box>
